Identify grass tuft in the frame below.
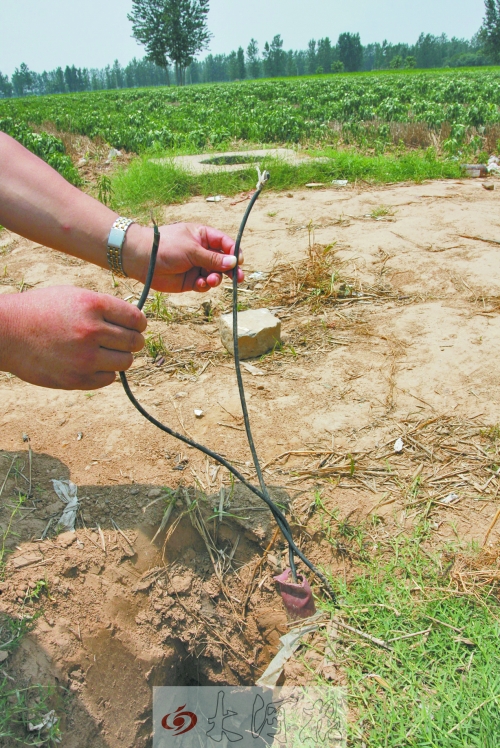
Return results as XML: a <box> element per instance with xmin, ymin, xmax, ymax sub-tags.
<box><xmin>312</xmin><ymin>518</ymin><xmax>500</xmax><ymax>747</ymax></box>
<box><xmin>110</xmin><ymin>150</ymin><xmax>462</xmax><ymax>216</ymax></box>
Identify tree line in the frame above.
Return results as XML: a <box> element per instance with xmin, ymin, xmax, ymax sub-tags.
<box><xmin>0</xmin><ymin>27</ymin><xmax>494</xmax><ymax>99</ymax></box>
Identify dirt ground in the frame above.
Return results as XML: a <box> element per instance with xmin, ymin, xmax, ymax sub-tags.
<box><xmin>1</xmin><ymin>177</ymin><xmax>500</xmax><ymax>746</ymax></box>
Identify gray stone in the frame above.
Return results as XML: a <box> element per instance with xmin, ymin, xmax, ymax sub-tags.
<box><xmin>148</xmin><ymin>488</ymin><xmax>162</xmax><ymax>499</ymax></box>
<box><xmin>220</xmin><ymin>308</ymin><xmax>281</xmax><ymax>360</ymax></box>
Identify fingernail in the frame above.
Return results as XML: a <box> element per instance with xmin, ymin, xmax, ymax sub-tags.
<box><xmin>222</xmin><ymin>256</ymin><xmax>237</xmax><ymax>270</ymax></box>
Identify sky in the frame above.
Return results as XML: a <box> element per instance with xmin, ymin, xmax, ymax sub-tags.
<box><xmin>0</xmin><ymin>0</ymin><xmax>486</xmax><ymax>76</ymax></box>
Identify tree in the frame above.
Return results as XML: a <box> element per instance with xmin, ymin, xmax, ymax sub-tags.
<box><xmin>227</xmin><ymin>50</ymin><xmax>238</xmax><ymax>80</ymax></box>
<box><xmin>481</xmin><ymin>0</ymin><xmax>500</xmax><ymax>62</ymax></box>
<box><xmin>129</xmin><ymin>0</ymin><xmax>211</xmax><ymax>85</ymax></box>
<box><xmin>337</xmin><ymin>32</ymin><xmax>363</xmax><ymax>72</ymax></box>
<box><xmin>246</xmin><ymin>38</ymin><xmax>260</xmax><ymax>78</ymax></box>
<box><xmin>307</xmin><ymin>39</ymin><xmax>317</xmax><ymax>74</ymax></box>
<box><xmin>317</xmin><ymin>37</ymin><xmax>333</xmax><ymax>74</ymax></box>
<box><xmin>12</xmin><ymin>63</ymin><xmax>34</xmax><ymax>97</ymax></box>
<box><xmin>236</xmin><ymin>46</ymin><xmax>246</xmax><ymax>79</ymax></box>
<box><xmin>389</xmin><ymin>54</ymin><xmax>403</xmax><ymax>69</ymax></box>
<box><xmin>263</xmin><ymin>34</ymin><xmax>286</xmax><ymax>77</ymax></box>
<box><xmin>0</xmin><ymin>72</ymin><xmax>13</xmax><ymax>98</ymax></box>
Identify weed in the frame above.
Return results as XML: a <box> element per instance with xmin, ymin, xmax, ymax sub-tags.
<box><xmin>370</xmin><ymin>204</ymin><xmax>393</xmax><ymax>218</ymax></box>
<box><xmin>312</xmin><ymin>521</ymin><xmax>500</xmax><ymax>747</ymax></box>
<box><xmin>97</xmin><ymin>174</ymin><xmax>113</xmax><ymax>206</ymax></box>
<box><xmin>110</xmin><ymin>151</ymin><xmax>462</xmax><ymax>216</ymax></box>
<box><xmin>0</xmin><ymin>493</ymin><xmax>25</xmax><ymax>580</ymax></box>
<box><xmin>144</xmin><ymin>332</ymin><xmax>168</xmax><ymax>359</ymax></box>
<box><xmin>144</xmin><ymin>292</ymin><xmax>174</xmax><ymax>321</ymax></box>
<box><xmin>0</xmin><ymin>474</ymin><xmax>61</xmax><ymax>746</ymax></box>
<box><xmin>24</xmin><ymin>579</ymin><xmax>49</xmax><ymax>603</ymax></box>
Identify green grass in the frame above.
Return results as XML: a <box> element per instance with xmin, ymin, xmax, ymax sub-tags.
<box><xmin>0</xmin><ymin>467</ymin><xmax>61</xmax><ymax>746</ymax></box>
<box><xmin>311</xmin><ymin>516</ymin><xmax>500</xmax><ymax>746</ymax></box>
<box><xmin>111</xmin><ymin>150</ymin><xmax>462</xmax><ymax>215</ymax></box>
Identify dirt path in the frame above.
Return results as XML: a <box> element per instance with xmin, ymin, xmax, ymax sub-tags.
<box><xmin>1</xmin><ymin>178</ymin><xmax>500</xmax><ymax>746</ymax></box>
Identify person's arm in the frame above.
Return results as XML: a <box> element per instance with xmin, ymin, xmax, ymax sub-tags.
<box><xmin>0</xmin><ymin>286</ymin><xmax>146</xmax><ymax>390</ymax></box>
<box><xmin>0</xmin><ymin>133</ymin><xmax>243</xmax><ymax>389</ymax></box>
<box><xmin>0</xmin><ymin>132</ymin><xmax>243</xmax><ymax>292</ymax></box>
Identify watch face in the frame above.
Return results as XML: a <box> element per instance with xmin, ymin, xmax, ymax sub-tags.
<box><xmin>108</xmin><ymin>226</ymin><xmax>125</xmax><ymax>249</ymax></box>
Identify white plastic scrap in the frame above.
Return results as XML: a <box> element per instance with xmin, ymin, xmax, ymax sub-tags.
<box><xmin>394</xmin><ymin>437</ymin><xmax>404</xmax><ymax>453</ymax></box>
<box><xmin>248</xmin><ymin>271</ymin><xmax>266</xmax><ymax>281</ymax></box>
<box><xmin>206</xmin><ymin>195</ymin><xmax>223</xmax><ymax>202</ymax></box>
<box><xmin>487</xmin><ymin>155</ymin><xmax>500</xmax><ymax>173</ymax></box>
<box><xmin>28</xmin><ymin>710</ymin><xmax>58</xmax><ymax>732</ymax></box>
<box><xmin>256</xmin><ymin>623</ymin><xmax>319</xmax><ymax>687</ymax></box>
<box><xmin>194</xmin><ymin>409</ymin><xmax>204</xmax><ymax>418</ymax></box>
<box><xmin>332</xmin><ymin>179</ymin><xmax>349</xmax><ymax>186</ymax></box>
<box><xmin>51</xmin><ymin>479</ymin><xmax>79</xmax><ymax>532</ymax></box>
<box><xmin>440</xmin><ymin>493</ymin><xmax>459</xmax><ymax>505</ymax></box>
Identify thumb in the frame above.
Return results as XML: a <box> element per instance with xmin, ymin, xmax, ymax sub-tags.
<box><xmin>189</xmin><ymin>245</ymin><xmax>237</xmax><ymax>273</ymax></box>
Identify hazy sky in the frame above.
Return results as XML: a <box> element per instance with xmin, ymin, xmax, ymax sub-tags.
<box><xmin>0</xmin><ymin>0</ymin><xmax>486</xmax><ymax>76</ymax></box>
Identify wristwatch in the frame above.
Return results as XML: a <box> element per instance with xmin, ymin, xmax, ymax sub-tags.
<box><xmin>106</xmin><ymin>217</ymin><xmax>134</xmax><ymax>277</ymax></box>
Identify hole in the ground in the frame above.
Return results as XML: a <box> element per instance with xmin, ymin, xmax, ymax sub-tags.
<box><xmin>201</xmin><ymin>154</ymin><xmax>262</xmax><ymax>166</ymax></box>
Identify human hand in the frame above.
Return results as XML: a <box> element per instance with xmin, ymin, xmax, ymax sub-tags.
<box><xmin>124</xmin><ymin>222</ymin><xmax>244</xmax><ymax>293</ymax></box>
<box><xmin>0</xmin><ymin>286</ymin><xmax>146</xmax><ymax>390</ymax></box>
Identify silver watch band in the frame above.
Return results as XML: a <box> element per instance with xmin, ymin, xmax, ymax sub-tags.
<box><xmin>107</xmin><ymin>217</ymin><xmax>134</xmax><ymax>277</ymax></box>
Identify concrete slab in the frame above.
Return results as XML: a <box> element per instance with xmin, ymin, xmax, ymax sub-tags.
<box><xmin>152</xmin><ymin>148</ymin><xmax>323</xmax><ymax>174</ymax></box>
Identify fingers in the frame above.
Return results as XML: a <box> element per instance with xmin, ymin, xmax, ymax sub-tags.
<box><xmin>193</xmin><ymin>267</ymin><xmax>245</xmax><ymax>293</ymax></box>
<box><xmin>190</xmin><ymin>244</ymin><xmax>238</xmax><ymax>274</ymax></box>
<box><xmin>99</xmin><ymin>324</ymin><xmax>145</xmax><ymax>353</ymax></box>
<box><xmin>98</xmin><ymin>294</ymin><xmax>147</xmax><ymax>332</ymax></box>
<box><xmin>95</xmin><ymin>348</ymin><xmax>134</xmax><ymax>372</ymax></box>
<box><xmin>200</xmin><ymin>227</ymin><xmax>236</xmax><ymax>255</ymax></box>
<box><xmin>84</xmin><ymin>372</ymin><xmax>117</xmax><ymax>390</ymax></box>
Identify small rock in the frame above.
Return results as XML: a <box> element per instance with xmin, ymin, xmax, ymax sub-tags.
<box><xmin>220</xmin><ymin>308</ymin><xmax>281</xmax><ymax>359</ymax></box>
<box><xmin>148</xmin><ymin>488</ymin><xmax>162</xmax><ymax>499</ymax></box>
<box><xmin>482</xmin><ymin>183</ymin><xmax>495</xmax><ymax>191</ymax></box>
<box><xmin>0</xmin><ymin>651</ymin><xmax>9</xmax><ymax>662</ymax></box>
<box><xmin>78</xmin><ymin>157</ymin><xmax>87</xmax><ymax>166</ymax></box>
<box><xmin>108</xmin><ymin>148</ymin><xmax>122</xmax><ymax>159</ymax></box>
<box><xmin>57</xmin><ymin>532</ymin><xmax>76</xmax><ymax>548</ymax></box>
<box><xmin>241</xmin><ymin>362</ymin><xmax>265</xmax><ymax>376</ymax></box>
<box><xmin>12</xmin><ymin>552</ymin><xmax>43</xmax><ymax>569</ymax></box>
<box><xmin>169</xmin><ymin>574</ymin><xmax>192</xmax><ymax>595</ymax></box>
<box><xmin>194</xmin><ymin>409</ymin><xmax>204</xmax><ymax>418</ymax></box>
<box><xmin>129</xmin><ymin>488</ymin><xmax>140</xmax><ymax>495</ymax></box>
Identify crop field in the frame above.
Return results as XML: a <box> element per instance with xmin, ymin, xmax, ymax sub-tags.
<box><xmin>2</xmin><ymin>68</ymin><xmax>500</xmax><ymax>747</ymax></box>
<box><xmin>2</xmin><ymin>69</ymin><xmax>500</xmax><ymax>156</ymax></box>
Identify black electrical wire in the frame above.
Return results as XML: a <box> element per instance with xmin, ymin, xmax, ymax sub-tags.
<box><xmin>230</xmin><ymin>174</ymin><xmax>296</xmax><ymax>582</ymax></box>
<box><xmin>119</xmin><ymin>186</ymin><xmax>337</xmax><ymax>604</ymax></box>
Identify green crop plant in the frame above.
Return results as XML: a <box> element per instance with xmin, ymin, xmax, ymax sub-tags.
<box><xmin>2</xmin><ymin>70</ymin><xmax>500</xmax><ymax>156</ymax></box>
